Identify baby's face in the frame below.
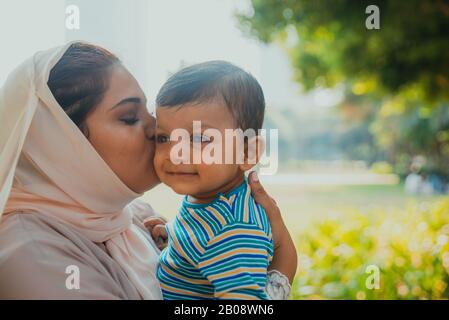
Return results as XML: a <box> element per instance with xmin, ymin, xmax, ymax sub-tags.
<box><xmin>154</xmin><ymin>100</ymin><xmax>246</xmax><ymax>199</ymax></box>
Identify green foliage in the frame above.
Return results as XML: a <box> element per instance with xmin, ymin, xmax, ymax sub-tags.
<box><xmin>239</xmin><ymin>0</ymin><xmax>449</xmax><ymax>102</ymax></box>
<box><xmin>293</xmin><ymin>200</ymin><xmax>449</xmax><ymax>299</ymax></box>
<box><xmin>371</xmin><ymin>101</ymin><xmax>449</xmax><ymax>177</ymax></box>
<box><xmin>239</xmin><ymin>0</ymin><xmax>449</xmax><ymax>178</ymax></box>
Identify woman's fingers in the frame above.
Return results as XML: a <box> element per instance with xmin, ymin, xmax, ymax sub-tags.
<box><xmin>151</xmin><ymin>224</ymin><xmax>167</xmax><ymax>240</ymax></box>
<box><xmin>248</xmin><ymin>172</ymin><xmax>298</xmax><ymax>282</ymax></box>
<box><xmin>143</xmin><ymin>217</ymin><xmax>168</xmax><ymax>250</ymax></box>
<box><xmin>152</xmin><ymin>225</ymin><xmax>168</xmax><ymax>250</ymax></box>
<box><xmin>143</xmin><ymin>216</ymin><xmax>166</xmax><ymax>229</ymax></box>
<box><xmin>248</xmin><ymin>171</ymin><xmax>286</xmax><ymax>251</ymax></box>
<box><xmin>248</xmin><ymin>171</ymin><xmax>281</xmax><ymax>222</ymax></box>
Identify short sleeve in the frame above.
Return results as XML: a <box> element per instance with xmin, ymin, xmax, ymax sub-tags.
<box><xmin>197</xmin><ymin>223</ymin><xmax>272</xmax><ymax>300</ymax></box>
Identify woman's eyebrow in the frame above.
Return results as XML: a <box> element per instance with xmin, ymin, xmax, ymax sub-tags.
<box><xmin>110</xmin><ymin>97</ymin><xmax>142</xmax><ymax>110</ymax></box>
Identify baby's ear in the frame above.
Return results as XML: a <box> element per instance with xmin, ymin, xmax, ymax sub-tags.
<box><xmin>239</xmin><ymin>135</ymin><xmax>265</xmax><ymax>172</ymax></box>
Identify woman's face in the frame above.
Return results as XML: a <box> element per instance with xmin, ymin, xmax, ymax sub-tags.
<box><xmin>84</xmin><ymin>65</ymin><xmax>160</xmax><ymax>193</ymax></box>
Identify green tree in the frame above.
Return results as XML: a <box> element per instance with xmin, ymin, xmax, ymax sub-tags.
<box><xmin>239</xmin><ymin>0</ymin><xmax>449</xmax><ymax>101</ymax></box>
<box><xmin>239</xmin><ymin>0</ymin><xmax>449</xmax><ymax>177</ymax></box>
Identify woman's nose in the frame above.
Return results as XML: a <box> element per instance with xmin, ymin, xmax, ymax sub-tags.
<box><xmin>143</xmin><ymin>111</ymin><xmax>156</xmax><ymax>140</ymax></box>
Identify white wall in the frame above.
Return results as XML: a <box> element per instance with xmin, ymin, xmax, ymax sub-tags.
<box><xmin>65</xmin><ymin>0</ymin><xmax>150</xmax><ymax>99</ymax></box>
<box><xmin>0</xmin><ymin>0</ymin><xmax>311</xmax><ymax>110</ymax></box>
<box><xmin>0</xmin><ymin>0</ymin><xmax>66</xmax><ymax>85</ymax></box>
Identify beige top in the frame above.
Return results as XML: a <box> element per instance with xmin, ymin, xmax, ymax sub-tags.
<box><xmin>0</xmin><ymin>42</ymin><xmax>162</xmax><ymax>299</ymax></box>
<box><xmin>0</xmin><ymin>210</ymin><xmax>159</xmax><ymax>299</ymax></box>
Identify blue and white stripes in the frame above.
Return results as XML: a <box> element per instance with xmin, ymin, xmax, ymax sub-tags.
<box><xmin>157</xmin><ymin>180</ymin><xmax>273</xmax><ymax>300</ymax></box>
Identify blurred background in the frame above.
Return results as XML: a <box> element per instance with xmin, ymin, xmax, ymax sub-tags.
<box><xmin>1</xmin><ymin>0</ymin><xmax>448</xmax><ymax>299</ymax></box>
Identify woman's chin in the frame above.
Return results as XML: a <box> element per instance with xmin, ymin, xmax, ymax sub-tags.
<box><xmin>132</xmin><ymin>171</ymin><xmax>161</xmax><ymax>194</ymax></box>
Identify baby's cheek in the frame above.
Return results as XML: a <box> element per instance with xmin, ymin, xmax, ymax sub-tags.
<box><xmin>197</xmin><ymin>164</ymin><xmax>236</xmax><ymax>188</ymax></box>
<box><xmin>153</xmin><ymin>149</ymin><xmax>165</xmax><ymax>177</ymax></box>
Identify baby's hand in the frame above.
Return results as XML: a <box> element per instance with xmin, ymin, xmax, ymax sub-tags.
<box><xmin>143</xmin><ymin>216</ymin><xmax>168</xmax><ymax>250</ymax></box>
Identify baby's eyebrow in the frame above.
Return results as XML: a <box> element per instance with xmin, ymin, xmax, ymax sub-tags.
<box><xmin>187</xmin><ymin>121</ymin><xmax>219</xmax><ymax>129</ymax></box>
<box><xmin>155</xmin><ymin>120</ymin><xmax>221</xmax><ymax>132</ymax></box>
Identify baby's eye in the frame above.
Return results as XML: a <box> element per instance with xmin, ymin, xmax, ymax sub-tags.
<box><xmin>191</xmin><ymin>134</ymin><xmax>212</xmax><ymax>144</ymax></box>
<box><xmin>156</xmin><ymin>134</ymin><xmax>170</xmax><ymax>144</ymax></box>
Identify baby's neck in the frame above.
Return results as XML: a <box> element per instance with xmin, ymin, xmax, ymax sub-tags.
<box><xmin>187</xmin><ymin>174</ymin><xmax>245</xmax><ymax>204</ymax></box>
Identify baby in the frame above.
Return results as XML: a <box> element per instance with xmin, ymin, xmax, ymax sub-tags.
<box><xmin>154</xmin><ymin>61</ymin><xmax>273</xmax><ymax>300</ymax></box>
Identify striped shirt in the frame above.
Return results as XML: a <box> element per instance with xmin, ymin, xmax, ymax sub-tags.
<box><xmin>157</xmin><ymin>179</ymin><xmax>273</xmax><ymax>300</ymax></box>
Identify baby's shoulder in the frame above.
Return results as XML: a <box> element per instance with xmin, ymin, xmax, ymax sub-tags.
<box><xmin>190</xmin><ymin>197</ymin><xmax>236</xmax><ymax>230</ymax></box>
<box><xmin>221</xmin><ymin>185</ymin><xmax>270</xmax><ymax>232</ymax></box>
<box><xmin>178</xmin><ymin>182</ymin><xmax>271</xmax><ymax>239</ymax></box>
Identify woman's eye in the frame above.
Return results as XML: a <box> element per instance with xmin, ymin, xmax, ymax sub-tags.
<box><xmin>156</xmin><ymin>134</ymin><xmax>169</xmax><ymax>144</ymax></box>
<box><xmin>191</xmin><ymin>134</ymin><xmax>212</xmax><ymax>143</ymax></box>
<box><xmin>121</xmin><ymin>117</ymin><xmax>138</xmax><ymax>125</ymax></box>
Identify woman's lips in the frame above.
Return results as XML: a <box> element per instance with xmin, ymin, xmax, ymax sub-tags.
<box><xmin>166</xmin><ymin>171</ymin><xmax>198</xmax><ymax>177</ymax></box>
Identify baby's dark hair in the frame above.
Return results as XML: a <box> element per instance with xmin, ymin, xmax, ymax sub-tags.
<box><xmin>156</xmin><ymin>61</ymin><xmax>265</xmax><ymax>131</ymax></box>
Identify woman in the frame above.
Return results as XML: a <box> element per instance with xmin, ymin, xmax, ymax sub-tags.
<box><xmin>0</xmin><ymin>42</ymin><xmax>297</xmax><ymax>299</ymax></box>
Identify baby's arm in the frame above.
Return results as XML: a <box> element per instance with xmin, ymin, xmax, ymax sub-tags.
<box><xmin>197</xmin><ymin>223</ymin><xmax>273</xmax><ymax>300</ymax></box>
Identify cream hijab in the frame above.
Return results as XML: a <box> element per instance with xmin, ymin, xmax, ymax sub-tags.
<box><xmin>0</xmin><ymin>42</ymin><xmax>162</xmax><ymax>299</ymax></box>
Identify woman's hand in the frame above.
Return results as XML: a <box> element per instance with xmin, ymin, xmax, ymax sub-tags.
<box><xmin>248</xmin><ymin>171</ymin><xmax>298</xmax><ymax>284</ymax></box>
<box><xmin>143</xmin><ymin>217</ymin><xmax>168</xmax><ymax>251</ymax></box>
